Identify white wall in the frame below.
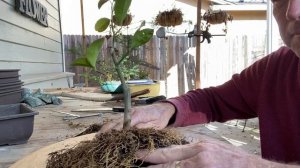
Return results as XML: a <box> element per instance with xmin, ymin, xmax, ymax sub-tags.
<box><xmin>0</xmin><ymin>0</ymin><xmax>63</xmax><ymax>75</ymax></box>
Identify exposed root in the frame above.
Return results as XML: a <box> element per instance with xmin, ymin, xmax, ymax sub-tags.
<box><xmin>75</xmin><ymin>123</ymin><xmax>102</xmax><ymax>137</ymax></box>
<box><xmin>47</xmin><ymin>128</ymin><xmax>188</xmax><ymax>168</ymax></box>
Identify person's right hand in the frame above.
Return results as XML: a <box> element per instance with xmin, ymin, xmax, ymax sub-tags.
<box><xmin>98</xmin><ymin>102</ymin><xmax>176</xmax><ymax>133</ymax></box>
<box><xmin>136</xmin><ymin>140</ymin><xmax>273</xmax><ymax>168</ymax></box>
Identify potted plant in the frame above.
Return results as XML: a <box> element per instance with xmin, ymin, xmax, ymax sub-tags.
<box><xmin>46</xmin><ymin>0</ymin><xmax>187</xmax><ymax>167</ymax></box>
<box><xmin>154</xmin><ymin>8</ymin><xmax>183</xmax><ymax>27</ymax></box>
<box><xmin>68</xmin><ymin>44</ymin><xmax>143</xmax><ymax>93</ymax></box>
<box><xmin>71</xmin><ymin>0</ymin><xmax>154</xmax><ymax>129</ymax></box>
<box><xmin>86</xmin><ymin>58</ymin><xmax>144</xmax><ymax>93</ymax></box>
<box><xmin>202</xmin><ymin>9</ymin><xmax>233</xmax><ymax>33</ymax></box>
<box><xmin>202</xmin><ymin>9</ymin><xmax>233</xmax><ymax>25</ymax></box>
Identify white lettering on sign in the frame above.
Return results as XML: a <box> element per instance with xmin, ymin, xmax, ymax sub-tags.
<box><xmin>15</xmin><ymin>0</ymin><xmax>48</xmax><ymax>27</ymax></box>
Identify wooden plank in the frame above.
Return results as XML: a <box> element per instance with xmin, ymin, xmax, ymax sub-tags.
<box><xmin>0</xmin><ymin>62</ymin><xmax>63</xmax><ymax>75</ymax></box>
<box><xmin>145</xmin><ymin>40</ymin><xmax>152</xmax><ymax>79</ymax></box>
<box><xmin>46</xmin><ymin>0</ymin><xmax>59</xmax><ymax>11</ymax></box>
<box><xmin>0</xmin><ymin>41</ymin><xmax>62</xmax><ymax>64</ymax></box>
<box><xmin>159</xmin><ymin>38</ymin><xmax>166</xmax><ymax>81</ymax></box>
<box><xmin>167</xmin><ymin>37</ymin><xmax>174</xmax><ymax>69</ymax></box>
<box><xmin>186</xmin><ymin>37</ymin><xmax>195</xmax><ymax>91</ymax></box>
<box><xmin>154</xmin><ymin>38</ymin><xmax>160</xmax><ymax>80</ymax></box>
<box><xmin>181</xmin><ymin>37</ymin><xmax>189</xmax><ymax>93</ymax></box>
<box><xmin>47</xmin><ymin>13</ymin><xmax>61</xmax><ymax>31</ymax></box>
<box><xmin>0</xmin><ymin>1</ymin><xmax>61</xmax><ymax>41</ymax></box>
<box><xmin>149</xmin><ymin>38</ymin><xmax>155</xmax><ymax>80</ymax></box>
<box><xmin>4</xmin><ymin>0</ymin><xmax>61</xmax><ymax>31</ymax></box>
<box><xmin>195</xmin><ymin>0</ymin><xmax>202</xmax><ymax>89</ymax></box>
<box><xmin>10</xmin><ymin>134</ymin><xmax>95</xmax><ymax>168</ymax></box>
<box><xmin>63</xmin><ymin>33</ymin><xmax>267</xmax><ymax>97</ymax></box>
<box><xmin>242</xmin><ymin>35</ymin><xmax>248</xmax><ymax>68</ymax></box>
<box><xmin>5</xmin><ymin>0</ymin><xmax>60</xmax><ymax>20</ymax></box>
<box><xmin>63</xmin><ymin>35</ymin><xmax>84</xmax><ymax>84</ymax></box>
<box><xmin>177</xmin><ymin>36</ymin><xmax>185</xmax><ymax>95</ymax></box>
<box><xmin>0</xmin><ymin>20</ymin><xmax>62</xmax><ymax>53</ymax></box>
<box><xmin>35</xmin><ymin>0</ymin><xmax>60</xmax><ymax>20</ymax></box>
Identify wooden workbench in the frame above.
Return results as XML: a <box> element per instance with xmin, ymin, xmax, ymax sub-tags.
<box><xmin>0</xmin><ymin>88</ymin><xmax>260</xmax><ymax>167</ymax></box>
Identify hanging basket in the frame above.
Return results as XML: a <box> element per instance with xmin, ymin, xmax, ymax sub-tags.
<box><xmin>203</xmin><ymin>10</ymin><xmax>233</xmax><ymax>25</ymax></box>
<box><xmin>112</xmin><ymin>14</ymin><xmax>133</xmax><ymax>26</ymax></box>
<box><xmin>155</xmin><ymin>8</ymin><xmax>183</xmax><ymax>27</ymax></box>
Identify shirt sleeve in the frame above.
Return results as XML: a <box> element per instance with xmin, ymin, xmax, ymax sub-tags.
<box><xmin>166</xmin><ymin>55</ymin><xmax>269</xmax><ymax>127</ymax></box>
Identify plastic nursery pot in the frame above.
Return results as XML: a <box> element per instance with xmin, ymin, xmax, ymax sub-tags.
<box><xmin>0</xmin><ymin>76</ymin><xmax>20</xmax><ymax>84</ymax></box>
<box><xmin>0</xmin><ymin>103</ymin><xmax>38</xmax><ymax>145</ymax></box>
<box><xmin>100</xmin><ymin>81</ymin><xmax>123</xmax><ymax>93</ymax></box>
<box><xmin>0</xmin><ymin>89</ymin><xmax>22</xmax><ymax>105</ymax></box>
<box><xmin>0</xmin><ymin>69</ymin><xmax>20</xmax><ymax>78</ymax></box>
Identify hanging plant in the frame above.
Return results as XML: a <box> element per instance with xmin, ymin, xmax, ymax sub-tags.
<box><xmin>112</xmin><ymin>13</ymin><xmax>133</xmax><ymax>26</ymax></box>
<box><xmin>203</xmin><ymin>9</ymin><xmax>233</xmax><ymax>25</ymax></box>
<box><xmin>154</xmin><ymin>8</ymin><xmax>183</xmax><ymax>27</ymax></box>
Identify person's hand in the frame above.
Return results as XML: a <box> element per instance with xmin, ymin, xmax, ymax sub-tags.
<box><xmin>98</xmin><ymin>102</ymin><xmax>176</xmax><ymax>133</ymax></box>
<box><xmin>136</xmin><ymin>140</ymin><xmax>275</xmax><ymax>168</ymax></box>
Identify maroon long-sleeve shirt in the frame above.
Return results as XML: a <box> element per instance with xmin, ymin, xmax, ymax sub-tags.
<box><xmin>167</xmin><ymin>47</ymin><xmax>300</xmax><ymax>163</ymax></box>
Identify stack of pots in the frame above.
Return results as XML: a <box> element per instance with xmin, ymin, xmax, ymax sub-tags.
<box><xmin>0</xmin><ymin>69</ymin><xmax>23</xmax><ymax>105</ymax></box>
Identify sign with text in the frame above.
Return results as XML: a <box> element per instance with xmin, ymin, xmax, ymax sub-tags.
<box><xmin>15</xmin><ymin>0</ymin><xmax>48</xmax><ymax>27</ymax></box>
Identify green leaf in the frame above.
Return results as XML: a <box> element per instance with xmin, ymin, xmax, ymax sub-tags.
<box><xmin>113</xmin><ymin>0</ymin><xmax>131</xmax><ymax>25</ymax></box>
<box><xmin>130</xmin><ymin>28</ymin><xmax>154</xmax><ymax>49</ymax></box>
<box><xmin>72</xmin><ymin>57</ymin><xmax>92</xmax><ymax>68</ymax></box>
<box><xmin>86</xmin><ymin>38</ymin><xmax>105</xmax><ymax>69</ymax></box>
<box><xmin>98</xmin><ymin>0</ymin><xmax>108</xmax><ymax>9</ymax></box>
<box><xmin>95</xmin><ymin>18</ymin><xmax>110</xmax><ymax>32</ymax></box>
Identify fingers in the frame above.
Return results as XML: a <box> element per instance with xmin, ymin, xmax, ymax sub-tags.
<box><xmin>146</xmin><ymin>161</ymin><xmax>180</xmax><ymax>168</ymax></box>
<box><xmin>96</xmin><ymin>117</ymin><xmax>123</xmax><ymax>138</ymax></box>
<box><xmin>135</xmin><ymin>122</ymin><xmax>158</xmax><ymax>129</ymax></box>
<box><xmin>130</xmin><ymin>106</ymin><xmax>149</xmax><ymax>127</ymax></box>
<box><xmin>136</xmin><ymin>143</ymin><xmax>202</xmax><ymax>164</ymax></box>
<box><xmin>131</xmin><ymin>104</ymin><xmax>172</xmax><ymax>129</ymax></box>
<box><xmin>135</xmin><ymin>122</ymin><xmax>164</xmax><ymax>130</ymax></box>
<box><xmin>146</xmin><ymin>155</ymin><xmax>200</xmax><ymax>168</ymax></box>
<box><xmin>131</xmin><ymin>109</ymin><xmax>159</xmax><ymax>129</ymax></box>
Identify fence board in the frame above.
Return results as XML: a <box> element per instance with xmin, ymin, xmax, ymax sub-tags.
<box><xmin>64</xmin><ymin>34</ymin><xmax>266</xmax><ymax>97</ymax></box>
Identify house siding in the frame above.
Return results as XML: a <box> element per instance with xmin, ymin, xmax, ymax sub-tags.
<box><xmin>0</xmin><ymin>0</ymin><xmax>63</xmax><ymax>75</ymax></box>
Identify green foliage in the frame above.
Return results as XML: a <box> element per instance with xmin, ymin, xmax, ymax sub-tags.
<box><xmin>72</xmin><ymin>38</ymin><xmax>105</xmax><ymax>69</ymax></box>
<box><xmin>71</xmin><ymin>0</ymin><xmax>155</xmax><ymax>129</ymax></box>
<box><xmin>73</xmin><ymin>0</ymin><xmax>153</xmax><ymax>71</ymax></box>
<box><xmin>113</xmin><ymin>0</ymin><xmax>132</xmax><ymax>25</ymax></box>
<box><xmin>98</xmin><ymin>0</ymin><xmax>108</xmax><ymax>9</ymax></box>
<box><xmin>86</xmin><ymin>38</ymin><xmax>105</xmax><ymax>68</ymax></box>
<box><xmin>130</xmin><ymin>29</ymin><xmax>154</xmax><ymax>49</ymax></box>
<box><xmin>68</xmin><ymin>44</ymin><xmax>83</xmax><ymax>56</ymax></box>
<box><xmin>72</xmin><ymin>57</ymin><xmax>91</xmax><ymax>68</ymax></box>
<box><xmin>95</xmin><ymin>18</ymin><xmax>110</xmax><ymax>32</ymax></box>
<box><xmin>82</xmin><ymin>59</ymin><xmax>142</xmax><ymax>86</ymax></box>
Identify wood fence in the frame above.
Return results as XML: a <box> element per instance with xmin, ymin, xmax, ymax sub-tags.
<box><xmin>63</xmin><ymin>34</ymin><xmax>266</xmax><ymax>97</ymax></box>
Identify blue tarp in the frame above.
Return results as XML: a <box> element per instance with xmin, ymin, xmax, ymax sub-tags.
<box><xmin>21</xmin><ymin>88</ymin><xmax>62</xmax><ymax>107</ymax></box>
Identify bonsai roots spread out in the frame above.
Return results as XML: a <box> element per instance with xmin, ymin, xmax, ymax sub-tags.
<box><xmin>47</xmin><ymin>128</ymin><xmax>188</xmax><ymax>168</ymax></box>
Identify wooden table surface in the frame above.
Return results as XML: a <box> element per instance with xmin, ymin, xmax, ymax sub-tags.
<box><xmin>0</xmin><ymin>88</ymin><xmax>260</xmax><ymax>168</ymax></box>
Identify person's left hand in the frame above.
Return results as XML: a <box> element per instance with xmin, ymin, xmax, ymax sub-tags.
<box><xmin>136</xmin><ymin>140</ymin><xmax>268</xmax><ymax>168</ymax></box>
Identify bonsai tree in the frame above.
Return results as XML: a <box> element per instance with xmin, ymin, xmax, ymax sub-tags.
<box><xmin>68</xmin><ymin>44</ymin><xmax>151</xmax><ymax>87</ymax></box>
<box><xmin>47</xmin><ymin>2</ymin><xmax>188</xmax><ymax>167</ymax></box>
<box><xmin>72</xmin><ymin>0</ymin><xmax>154</xmax><ymax>129</ymax></box>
